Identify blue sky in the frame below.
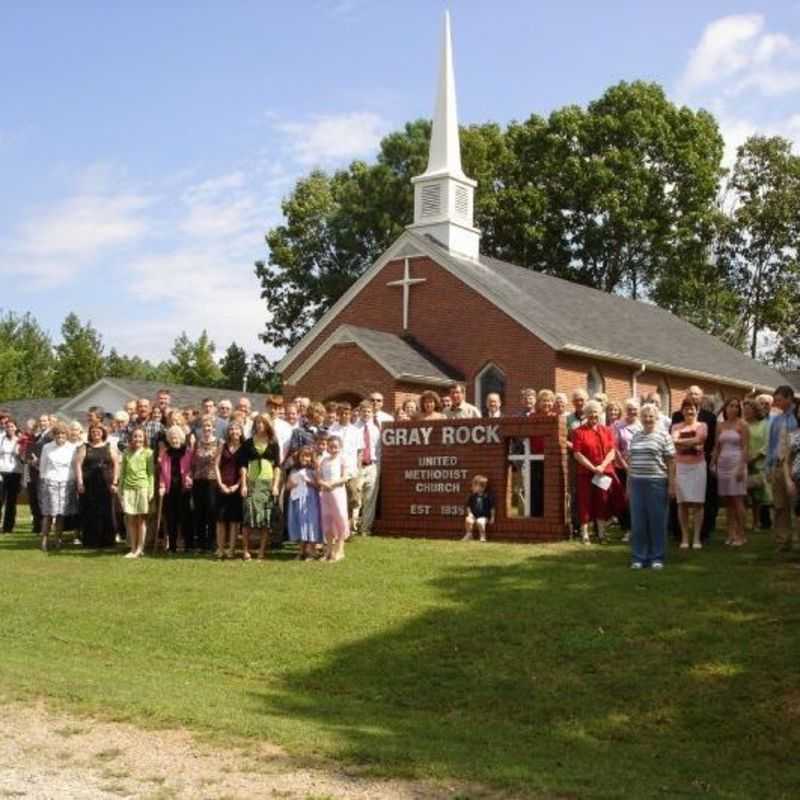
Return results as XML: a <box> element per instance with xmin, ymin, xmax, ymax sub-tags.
<box><xmin>1</xmin><ymin>1</ymin><xmax>798</xmax><ymax>363</ymax></box>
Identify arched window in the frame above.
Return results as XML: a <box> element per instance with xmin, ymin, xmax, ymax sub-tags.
<box><xmin>474</xmin><ymin>363</ymin><xmax>506</xmax><ymax>414</ymax></box>
<box><xmin>586</xmin><ymin>366</ymin><xmax>604</xmax><ymax>398</ymax></box>
<box><xmin>658</xmin><ymin>378</ymin><xmax>670</xmax><ymax>414</ymax></box>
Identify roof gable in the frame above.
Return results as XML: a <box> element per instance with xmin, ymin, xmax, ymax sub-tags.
<box><xmin>286</xmin><ymin>325</ymin><xmax>461</xmax><ymax>386</ymax></box>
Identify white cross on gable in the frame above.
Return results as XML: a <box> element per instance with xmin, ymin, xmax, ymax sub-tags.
<box><xmin>386</xmin><ymin>258</ymin><xmax>427</xmax><ymax>331</ymax></box>
<box><xmin>507</xmin><ymin>439</ymin><xmax>544</xmax><ymax>517</ymax></box>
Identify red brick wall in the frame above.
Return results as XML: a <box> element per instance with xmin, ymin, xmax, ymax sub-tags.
<box><xmin>555</xmin><ymin>355</ymin><xmax>747</xmax><ymax>415</ymax></box>
<box><xmin>283</xmin><ymin>256</ymin><xmax>557</xmax><ymax>411</ymax></box>
<box><xmin>284</xmin><ymin>344</ymin><xmax>394</xmax><ymax>407</ymax></box>
<box><xmin>555</xmin><ymin>355</ymin><xmax>634</xmax><ymax>404</ymax></box>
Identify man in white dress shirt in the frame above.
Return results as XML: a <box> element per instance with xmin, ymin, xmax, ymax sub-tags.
<box><xmin>265</xmin><ymin>396</ymin><xmax>293</xmax><ymax>465</ymax></box>
<box><xmin>369</xmin><ymin>392</ymin><xmax>394</xmax><ymax>427</ymax></box>
<box><xmin>357</xmin><ymin>401</ymin><xmax>381</xmax><ymax>534</ymax></box>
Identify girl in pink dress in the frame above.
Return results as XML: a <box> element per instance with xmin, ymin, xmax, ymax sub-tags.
<box><xmin>712</xmin><ymin>398</ymin><xmax>749</xmax><ymax>546</ymax></box>
<box><xmin>317</xmin><ymin>435</ymin><xmax>350</xmax><ymax>561</ymax></box>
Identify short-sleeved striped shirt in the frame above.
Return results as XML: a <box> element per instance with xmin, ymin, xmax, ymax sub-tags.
<box><xmin>628</xmin><ymin>430</ymin><xmax>676</xmax><ymax>479</ymax></box>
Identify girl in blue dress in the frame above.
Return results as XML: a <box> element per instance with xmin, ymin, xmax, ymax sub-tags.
<box><xmin>286</xmin><ymin>445</ymin><xmax>323</xmax><ymax>560</ymax></box>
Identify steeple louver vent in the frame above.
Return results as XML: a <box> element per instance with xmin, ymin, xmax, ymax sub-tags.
<box><xmin>455</xmin><ymin>185</ymin><xmax>469</xmax><ymax>218</ymax></box>
<box><xmin>421</xmin><ymin>184</ymin><xmax>441</xmax><ymax>217</ymax></box>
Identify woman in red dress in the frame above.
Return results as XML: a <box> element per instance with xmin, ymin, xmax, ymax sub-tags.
<box><xmin>572</xmin><ymin>400</ymin><xmax>625</xmax><ymax>544</ymax></box>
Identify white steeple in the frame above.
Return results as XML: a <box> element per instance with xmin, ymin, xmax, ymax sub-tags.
<box><xmin>408</xmin><ymin>11</ymin><xmax>481</xmax><ymax>260</ymax></box>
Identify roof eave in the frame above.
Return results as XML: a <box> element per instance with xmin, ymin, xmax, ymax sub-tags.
<box><xmin>561</xmin><ymin>344</ymin><xmax>778</xmax><ymax>393</ymax></box>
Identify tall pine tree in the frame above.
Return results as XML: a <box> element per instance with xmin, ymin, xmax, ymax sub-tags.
<box><xmin>53</xmin><ymin>313</ymin><xmax>104</xmax><ymax>396</ymax></box>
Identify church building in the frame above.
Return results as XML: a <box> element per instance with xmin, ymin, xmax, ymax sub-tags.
<box><xmin>278</xmin><ymin>14</ymin><xmax>784</xmax><ymax>414</ymax></box>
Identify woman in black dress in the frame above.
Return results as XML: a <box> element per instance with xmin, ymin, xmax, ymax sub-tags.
<box><xmin>214</xmin><ymin>421</ymin><xmax>245</xmax><ymax>558</ymax></box>
<box><xmin>75</xmin><ymin>422</ymin><xmax>119</xmax><ymax>548</ymax></box>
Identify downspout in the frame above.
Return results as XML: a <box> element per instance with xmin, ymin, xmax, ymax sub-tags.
<box><xmin>632</xmin><ymin>363</ymin><xmax>647</xmax><ymax>398</ymax></box>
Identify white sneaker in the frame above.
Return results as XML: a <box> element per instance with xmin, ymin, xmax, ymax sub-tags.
<box><xmin>692</xmin><ymin>542</ymin><xmax>703</xmax><ymax>550</ymax></box>
<box><xmin>621</xmin><ymin>532</ymin><xmax>630</xmax><ymax>543</ymax></box>
<box><xmin>630</xmin><ymin>561</ymin><xmax>643</xmax><ymax>569</ymax></box>
<box><xmin>652</xmin><ymin>561</ymin><xmax>664</xmax><ymax>570</ymax></box>
<box><xmin>461</xmin><ymin>533</ymin><xmax>473</xmax><ymax>541</ymax></box>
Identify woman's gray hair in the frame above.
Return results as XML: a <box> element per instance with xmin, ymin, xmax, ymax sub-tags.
<box><xmin>624</xmin><ymin>397</ymin><xmax>640</xmax><ymax>410</ymax></box>
<box><xmin>166</xmin><ymin>425</ymin><xmax>186</xmax><ymax>445</ymax></box>
<box><xmin>584</xmin><ymin>400</ymin><xmax>603</xmax><ymax>416</ymax></box>
<box><xmin>640</xmin><ymin>403</ymin><xmax>659</xmax><ymax>419</ymax></box>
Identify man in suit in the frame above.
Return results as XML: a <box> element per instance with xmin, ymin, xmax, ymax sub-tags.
<box><xmin>27</xmin><ymin>414</ymin><xmax>53</xmax><ymax>534</ymax></box>
<box><xmin>670</xmin><ymin>385</ymin><xmax>718</xmax><ymax>543</ymax></box>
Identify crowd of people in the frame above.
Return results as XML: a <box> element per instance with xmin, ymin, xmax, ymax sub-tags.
<box><xmin>564</xmin><ymin>383</ymin><xmax>799</xmax><ymax>569</ymax></box>
<box><xmin>0</xmin><ymin>380</ymin><xmax>798</xmax><ymax>570</ymax></box>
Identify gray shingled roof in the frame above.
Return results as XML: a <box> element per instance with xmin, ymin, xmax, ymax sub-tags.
<box><xmin>97</xmin><ymin>378</ymin><xmax>274</xmax><ymax>411</ymax></box>
<box><xmin>782</xmin><ymin>370</ymin><xmax>800</xmax><ymax>393</ymax></box>
<box><xmin>0</xmin><ymin>398</ymin><xmax>70</xmax><ymax>424</ymax></box>
<box><xmin>0</xmin><ymin>380</ymin><xmax>277</xmax><ymax>426</ymax></box>
<box><xmin>340</xmin><ymin>325</ymin><xmax>461</xmax><ymax>383</ymax></box>
<box><xmin>420</xmin><ymin>235</ymin><xmax>785</xmax><ymax>390</ymax></box>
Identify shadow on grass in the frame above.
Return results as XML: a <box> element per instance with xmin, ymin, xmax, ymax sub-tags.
<box><xmin>252</xmin><ymin>540</ymin><xmax>800</xmax><ymax>798</ymax></box>
<box><xmin>0</xmin><ymin>531</ymin><xmax>301</xmax><ymax>562</ymax></box>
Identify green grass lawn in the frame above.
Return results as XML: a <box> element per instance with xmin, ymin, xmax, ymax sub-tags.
<box><xmin>1</xmin><ymin>510</ymin><xmax>799</xmax><ymax>799</ymax></box>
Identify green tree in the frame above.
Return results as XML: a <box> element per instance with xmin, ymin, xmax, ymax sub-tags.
<box><xmin>53</xmin><ymin>313</ymin><xmax>104</xmax><ymax>396</ymax></box>
<box><xmin>219</xmin><ymin>342</ymin><xmax>248</xmax><ymax>390</ymax></box>
<box><xmin>0</xmin><ymin>311</ymin><xmax>55</xmax><ymax>401</ymax></box>
<box><xmin>247</xmin><ymin>353</ymin><xmax>282</xmax><ymax>394</ymax></box>
<box><xmin>168</xmin><ymin>330</ymin><xmax>222</xmax><ymax>386</ymax></box>
<box><xmin>499</xmin><ymin>82</ymin><xmax>725</xmax><ymax>298</ymax></box>
<box><xmin>717</xmin><ymin>135</ymin><xmax>800</xmax><ymax>359</ymax></box>
<box><xmin>104</xmin><ymin>348</ymin><xmax>173</xmax><ymax>382</ymax></box>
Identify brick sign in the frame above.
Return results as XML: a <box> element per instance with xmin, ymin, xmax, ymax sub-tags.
<box><xmin>373</xmin><ymin>417</ymin><xmax>569</xmax><ymax>542</ymax></box>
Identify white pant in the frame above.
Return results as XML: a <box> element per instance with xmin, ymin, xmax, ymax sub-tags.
<box><xmin>359</xmin><ymin>463</ymin><xmax>379</xmax><ymax>533</ymax></box>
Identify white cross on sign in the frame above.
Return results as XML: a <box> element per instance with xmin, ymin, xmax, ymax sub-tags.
<box><xmin>507</xmin><ymin>438</ymin><xmax>544</xmax><ymax>517</ymax></box>
<box><xmin>386</xmin><ymin>257</ymin><xmax>426</xmax><ymax>331</ymax></box>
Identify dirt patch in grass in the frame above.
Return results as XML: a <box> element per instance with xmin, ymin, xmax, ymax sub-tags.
<box><xmin>0</xmin><ymin>702</ymin><xmax>508</xmax><ymax>800</ymax></box>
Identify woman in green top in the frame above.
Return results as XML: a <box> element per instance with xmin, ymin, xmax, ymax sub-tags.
<box><xmin>240</xmin><ymin>414</ymin><xmax>281</xmax><ymax>561</ymax></box>
<box><xmin>743</xmin><ymin>398</ymin><xmax>771</xmax><ymax>531</ymax></box>
<box><xmin>115</xmin><ymin>428</ymin><xmax>154</xmax><ymax>559</ymax></box>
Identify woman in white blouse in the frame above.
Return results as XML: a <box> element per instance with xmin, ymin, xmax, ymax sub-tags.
<box><xmin>38</xmin><ymin>423</ymin><xmax>79</xmax><ymax>551</ymax></box>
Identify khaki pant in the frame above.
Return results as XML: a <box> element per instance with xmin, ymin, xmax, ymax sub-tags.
<box><xmin>769</xmin><ymin>466</ymin><xmax>796</xmax><ymax>548</ymax></box>
<box><xmin>346</xmin><ymin>474</ymin><xmax>363</xmax><ymax>526</ymax></box>
<box><xmin>359</xmin><ymin>463</ymin><xmax>379</xmax><ymax>534</ymax></box>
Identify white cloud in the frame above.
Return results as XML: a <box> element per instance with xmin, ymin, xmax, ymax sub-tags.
<box><xmin>274</xmin><ymin>111</ymin><xmax>389</xmax><ymax>165</ymax></box>
<box><xmin>680</xmin><ymin>14</ymin><xmax>765</xmax><ymax>93</ymax></box>
<box><xmin>109</xmin><ymin>245</ymin><xmax>273</xmax><ymax>362</ymax></box>
<box><xmin>679</xmin><ymin>14</ymin><xmax>800</xmax><ymax>98</ymax></box>
<box><xmin>316</xmin><ymin>0</ymin><xmax>364</xmax><ymax>17</ymax></box>
<box><xmin>1</xmin><ymin>179</ymin><xmax>154</xmax><ymax>287</ymax></box>
<box><xmin>677</xmin><ymin>13</ymin><xmax>800</xmax><ymax>163</ymax></box>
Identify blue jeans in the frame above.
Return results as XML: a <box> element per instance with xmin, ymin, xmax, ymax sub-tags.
<box><xmin>628</xmin><ymin>477</ymin><xmax>668</xmax><ymax>566</ymax></box>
